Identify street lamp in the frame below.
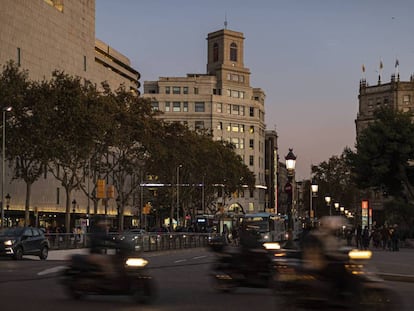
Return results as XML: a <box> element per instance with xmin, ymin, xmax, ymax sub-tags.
<box><xmin>5</xmin><ymin>193</ymin><xmax>10</xmax><ymax>227</ymax></box>
<box><xmin>176</xmin><ymin>164</ymin><xmax>182</xmax><ymax>227</ymax></box>
<box><xmin>334</xmin><ymin>202</ymin><xmax>340</xmax><ymax>215</ymax></box>
<box><xmin>1</xmin><ymin>106</ymin><xmax>12</xmax><ymax>228</ymax></box>
<box><xmin>285</xmin><ymin>148</ymin><xmax>296</xmax><ymax>232</ymax></box>
<box><xmin>310</xmin><ymin>179</ymin><xmax>318</xmax><ymax>220</ymax></box>
<box><xmin>324</xmin><ymin>195</ymin><xmax>332</xmax><ymax>216</ymax></box>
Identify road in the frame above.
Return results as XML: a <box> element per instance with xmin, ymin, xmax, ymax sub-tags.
<box><xmin>0</xmin><ymin>247</ymin><xmax>412</xmax><ymax>311</ymax></box>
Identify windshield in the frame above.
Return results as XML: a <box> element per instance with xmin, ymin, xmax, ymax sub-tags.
<box><xmin>244</xmin><ymin>220</ymin><xmax>269</xmax><ymax>233</ymax></box>
<box><xmin>0</xmin><ymin>227</ymin><xmax>24</xmax><ymax>236</ymax></box>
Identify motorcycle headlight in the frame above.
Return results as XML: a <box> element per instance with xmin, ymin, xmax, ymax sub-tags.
<box><xmin>263</xmin><ymin>242</ymin><xmax>281</xmax><ymax>250</ymax></box>
<box><xmin>4</xmin><ymin>240</ymin><xmax>15</xmax><ymax>246</ymax></box>
<box><xmin>126</xmin><ymin>258</ymin><xmax>148</xmax><ymax>267</ymax></box>
<box><xmin>348</xmin><ymin>249</ymin><xmax>372</xmax><ymax>260</ymax></box>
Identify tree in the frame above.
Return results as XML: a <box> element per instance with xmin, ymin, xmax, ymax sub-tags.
<box><xmin>0</xmin><ymin>62</ymin><xmax>50</xmax><ymax>225</ymax></box>
<box><xmin>347</xmin><ymin>107</ymin><xmax>414</xmax><ymax>202</ymax></box>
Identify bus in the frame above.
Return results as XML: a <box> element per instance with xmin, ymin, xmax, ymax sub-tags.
<box><xmin>242</xmin><ymin>212</ymin><xmax>287</xmax><ymax>242</ymax></box>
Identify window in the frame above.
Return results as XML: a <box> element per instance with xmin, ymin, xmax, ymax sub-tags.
<box><xmin>231</xmin><ymin>90</ymin><xmax>239</xmax><ymax>98</ymax></box>
<box><xmin>232</xmin><ymin>124</ymin><xmax>239</xmax><ymax>132</ymax></box>
<box><xmin>226</xmin><ymin>124</ymin><xmax>231</xmax><ymax>132</ymax></box>
<box><xmin>217</xmin><ymin>122</ymin><xmax>223</xmax><ymax>130</ymax></box>
<box><xmin>240</xmin><ymin>125</ymin><xmax>245</xmax><ymax>133</ymax></box>
<box><xmin>240</xmin><ymin>75</ymin><xmax>244</xmax><ymax>83</ymax></box>
<box><xmin>231</xmin><ymin>138</ymin><xmax>239</xmax><ymax>149</ymax></box>
<box><xmin>249</xmin><ymin>126</ymin><xmax>254</xmax><ymax>133</ymax></box>
<box><xmin>249</xmin><ymin>107</ymin><xmax>254</xmax><ymax>117</ymax></box>
<box><xmin>240</xmin><ymin>106</ymin><xmax>245</xmax><ymax>116</ymax></box>
<box><xmin>403</xmin><ymin>95</ymin><xmax>411</xmax><ymax>104</ymax></box>
<box><xmin>230</xmin><ymin>43</ymin><xmax>237</xmax><ymax>61</ymax></box>
<box><xmin>213</xmin><ymin>43</ymin><xmax>219</xmax><ymax>62</ymax></box>
<box><xmin>183</xmin><ymin>102</ymin><xmax>188</xmax><ymax>112</ymax></box>
<box><xmin>173</xmin><ymin>86</ymin><xmax>180</xmax><ymax>94</ymax></box>
<box><xmin>165</xmin><ymin>102</ymin><xmax>170</xmax><ymax>112</ymax></box>
<box><xmin>232</xmin><ymin>105</ymin><xmax>240</xmax><ymax>115</ymax></box>
<box><xmin>151</xmin><ymin>101</ymin><xmax>159</xmax><ymax>111</ymax></box>
<box><xmin>195</xmin><ymin>102</ymin><xmax>205</xmax><ymax>112</ymax></box>
<box><xmin>227</xmin><ymin>89</ymin><xmax>231</xmax><ymax>97</ymax></box>
<box><xmin>240</xmin><ymin>138</ymin><xmax>244</xmax><ymax>149</ymax></box>
<box><xmin>227</xmin><ymin>104</ymin><xmax>231</xmax><ymax>114</ymax></box>
<box><xmin>183</xmin><ymin>87</ymin><xmax>188</xmax><ymax>94</ymax></box>
<box><xmin>195</xmin><ymin>121</ymin><xmax>204</xmax><ymax>130</ymax></box>
<box><xmin>194</xmin><ymin>87</ymin><xmax>199</xmax><ymax>94</ymax></box>
<box><xmin>249</xmin><ymin>139</ymin><xmax>254</xmax><ymax>149</ymax></box>
<box><xmin>232</xmin><ymin>74</ymin><xmax>239</xmax><ymax>82</ymax></box>
<box><xmin>240</xmin><ymin>91</ymin><xmax>245</xmax><ymax>99</ymax></box>
<box><xmin>83</xmin><ymin>55</ymin><xmax>87</xmax><ymax>71</ymax></box>
<box><xmin>227</xmin><ymin>73</ymin><xmax>231</xmax><ymax>80</ymax></box>
<box><xmin>165</xmin><ymin>86</ymin><xmax>170</xmax><ymax>94</ymax></box>
<box><xmin>249</xmin><ymin>155</ymin><xmax>254</xmax><ymax>166</ymax></box>
<box><xmin>216</xmin><ymin>103</ymin><xmax>222</xmax><ymax>113</ymax></box>
<box><xmin>173</xmin><ymin>102</ymin><xmax>181</xmax><ymax>112</ymax></box>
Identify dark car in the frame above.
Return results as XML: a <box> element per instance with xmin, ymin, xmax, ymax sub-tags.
<box><xmin>0</xmin><ymin>227</ymin><xmax>50</xmax><ymax>260</ymax></box>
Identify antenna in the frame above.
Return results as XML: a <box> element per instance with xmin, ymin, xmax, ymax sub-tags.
<box><xmin>224</xmin><ymin>12</ymin><xmax>228</xmax><ymax>29</ymax></box>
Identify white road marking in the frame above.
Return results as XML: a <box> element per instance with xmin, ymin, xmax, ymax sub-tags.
<box><xmin>37</xmin><ymin>265</ymin><xmax>67</xmax><ymax>276</ymax></box>
<box><xmin>192</xmin><ymin>256</ymin><xmax>206</xmax><ymax>260</ymax></box>
<box><xmin>174</xmin><ymin>259</ymin><xmax>187</xmax><ymax>263</ymax></box>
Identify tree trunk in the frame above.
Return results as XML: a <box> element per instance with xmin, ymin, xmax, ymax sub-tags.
<box><xmin>24</xmin><ymin>182</ymin><xmax>32</xmax><ymax>226</ymax></box>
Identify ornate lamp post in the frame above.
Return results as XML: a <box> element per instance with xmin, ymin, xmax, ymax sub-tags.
<box><xmin>176</xmin><ymin>164</ymin><xmax>182</xmax><ymax>228</ymax></box>
<box><xmin>285</xmin><ymin>148</ymin><xmax>296</xmax><ymax>232</ymax></box>
<box><xmin>324</xmin><ymin>195</ymin><xmax>332</xmax><ymax>216</ymax></box>
<box><xmin>5</xmin><ymin>193</ymin><xmax>10</xmax><ymax>227</ymax></box>
<box><xmin>72</xmin><ymin>199</ymin><xmax>77</xmax><ymax>230</ymax></box>
<box><xmin>310</xmin><ymin>179</ymin><xmax>318</xmax><ymax>220</ymax></box>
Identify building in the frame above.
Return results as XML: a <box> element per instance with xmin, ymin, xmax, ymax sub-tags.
<box><xmin>143</xmin><ymin>28</ymin><xmax>267</xmax><ymax>213</ymax></box>
<box><xmin>265</xmin><ymin>130</ymin><xmax>279</xmax><ymax>213</ymax></box>
<box><xmin>0</xmin><ymin>0</ymin><xmax>140</xmax><ymax>227</ymax></box>
<box><xmin>355</xmin><ymin>73</ymin><xmax>414</xmax><ymax>224</ymax></box>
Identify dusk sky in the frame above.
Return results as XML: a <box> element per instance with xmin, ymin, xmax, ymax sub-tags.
<box><xmin>96</xmin><ymin>0</ymin><xmax>414</xmax><ymax>179</ymax></box>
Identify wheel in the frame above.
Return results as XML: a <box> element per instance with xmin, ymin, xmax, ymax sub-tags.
<box><xmin>132</xmin><ymin>278</ymin><xmax>157</xmax><ymax>304</ymax></box>
<box><xmin>13</xmin><ymin>247</ymin><xmax>23</xmax><ymax>260</ymax></box>
<box><xmin>39</xmin><ymin>246</ymin><xmax>48</xmax><ymax>260</ymax></box>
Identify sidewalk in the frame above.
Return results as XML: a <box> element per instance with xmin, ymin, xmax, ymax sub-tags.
<box><xmin>370</xmin><ymin>248</ymin><xmax>414</xmax><ymax>282</ymax></box>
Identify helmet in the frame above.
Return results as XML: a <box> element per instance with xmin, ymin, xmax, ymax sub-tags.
<box><xmin>319</xmin><ymin>216</ymin><xmax>347</xmax><ymax>231</ymax></box>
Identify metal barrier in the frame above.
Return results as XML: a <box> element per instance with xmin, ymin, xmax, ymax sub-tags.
<box><xmin>45</xmin><ymin>232</ymin><xmax>215</xmax><ymax>252</ymax></box>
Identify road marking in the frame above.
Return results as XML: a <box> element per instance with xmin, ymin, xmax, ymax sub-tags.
<box><xmin>174</xmin><ymin>259</ymin><xmax>187</xmax><ymax>263</ymax></box>
<box><xmin>192</xmin><ymin>256</ymin><xmax>206</xmax><ymax>260</ymax></box>
<box><xmin>37</xmin><ymin>265</ymin><xmax>67</xmax><ymax>276</ymax></box>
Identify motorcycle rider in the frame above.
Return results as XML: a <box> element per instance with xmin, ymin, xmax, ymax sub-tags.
<box><xmin>88</xmin><ymin>215</ymin><xmax>117</xmax><ymax>278</ymax></box>
<box><xmin>301</xmin><ymin>216</ymin><xmax>353</xmax><ymax>294</ymax></box>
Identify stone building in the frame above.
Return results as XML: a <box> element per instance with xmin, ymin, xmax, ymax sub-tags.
<box><xmin>143</xmin><ymin>28</ymin><xmax>267</xmax><ymax>213</ymax></box>
<box><xmin>0</xmin><ymin>0</ymin><xmax>140</xmax><ymax>228</ymax></box>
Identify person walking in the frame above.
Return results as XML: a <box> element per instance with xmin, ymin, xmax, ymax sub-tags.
<box><xmin>362</xmin><ymin>226</ymin><xmax>370</xmax><ymax>250</ymax></box>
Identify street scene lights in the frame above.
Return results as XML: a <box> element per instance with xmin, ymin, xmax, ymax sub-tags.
<box><xmin>285</xmin><ymin>149</ymin><xmax>296</xmax><ymax>232</ymax></box>
<box><xmin>1</xmin><ymin>106</ymin><xmax>12</xmax><ymax>228</ymax></box>
<box><xmin>334</xmin><ymin>202</ymin><xmax>340</xmax><ymax>214</ymax></box>
<box><xmin>324</xmin><ymin>195</ymin><xmax>332</xmax><ymax>216</ymax></box>
<box><xmin>310</xmin><ymin>179</ymin><xmax>318</xmax><ymax>220</ymax></box>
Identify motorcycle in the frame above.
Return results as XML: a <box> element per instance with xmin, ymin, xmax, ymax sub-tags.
<box><xmin>60</xmin><ymin>240</ymin><xmax>157</xmax><ymax>304</ymax></box>
<box><xmin>209</xmin><ymin>236</ymin><xmax>280</xmax><ymax>292</ymax></box>
<box><xmin>273</xmin><ymin>246</ymin><xmax>401</xmax><ymax>310</ymax></box>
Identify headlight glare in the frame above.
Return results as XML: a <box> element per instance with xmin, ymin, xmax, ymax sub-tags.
<box><xmin>126</xmin><ymin>258</ymin><xmax>148</xmax><ymax>267</ymax></box>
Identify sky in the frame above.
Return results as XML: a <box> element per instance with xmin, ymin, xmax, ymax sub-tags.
<box><xmin>95</xmin><ymin>0</ymin><xmax>414</xmax><ymax>179</ymax></box>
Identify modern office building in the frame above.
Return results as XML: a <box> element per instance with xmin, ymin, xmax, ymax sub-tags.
<box><xmin>143</xmin><ymin>28</ymin><xmax>267</xmax><ymax>213</ymax></box>
<box><xmin>0</xmin><ymin>0</ymin><xmax>140</xmax><ymax>227</ymax></box>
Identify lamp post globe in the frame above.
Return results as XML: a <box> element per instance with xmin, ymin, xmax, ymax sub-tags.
<box><xmin>284</xmin><ymin>148</ymin><xmax>296</xmax><ymax>233</ymax></box>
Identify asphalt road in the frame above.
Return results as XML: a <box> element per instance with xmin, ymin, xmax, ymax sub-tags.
<box><xmin>0</xmin><ymin>248</ymin><xmax>412</xmax><ymax>311</ymax></box>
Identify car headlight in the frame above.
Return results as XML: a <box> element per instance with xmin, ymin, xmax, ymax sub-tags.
<box><xmin>348</xmin><ymin>249</ymin><xmax>372</xmax><ymax>260</ymax></box>
<box><xmin>263</xmin><ymin>242</ymin><xmax>281</xmax><ymax>250</ymax></box>
<box><xmin>4</xmin><ymin>240</ymin><xmax>15</xmax><ymax>246</ymax></box>
<box><xmin>126</xmin><ymin>258</ymin><xmax>148</xmax><ymax>267</ymax></box>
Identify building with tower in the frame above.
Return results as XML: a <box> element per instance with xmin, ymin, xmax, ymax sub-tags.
<box><xmin>144</xmin><ymin>28</ymin><xmax>267</xmax><ymax>213</ymax></box>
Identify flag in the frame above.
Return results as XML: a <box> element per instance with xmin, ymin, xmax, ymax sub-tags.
<box><xmin>380</xmin><ymin>60</ymin><xmax>383</xmax><ymax>70</ymax></box>
<box><xmin>395</xmin><ymin>59</ymin><xmax>399</xmax><ymax>68</ymax></box>
<box><xmin>362</xmin><ymin>64</ymin><xmax>365</xmax><ymax>73</ymax></box>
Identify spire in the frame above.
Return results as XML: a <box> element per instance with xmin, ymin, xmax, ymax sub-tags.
<box><xmin>224</xmin><ymin>12</ymin><xmax>228</xmax><ymax>29</ymax></box>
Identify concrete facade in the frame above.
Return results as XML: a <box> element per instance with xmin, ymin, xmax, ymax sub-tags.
<box><xmin>0</xmin><ymin>0</ymin><xmax>140</xmax><ymax>227</ymax></box>
<box><xmin>143</xmin><ymin>28</ymin><xmax>267</xmax><ymax>213</ymax></box>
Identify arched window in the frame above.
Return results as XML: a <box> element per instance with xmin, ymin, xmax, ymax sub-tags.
<box><xmin>230</xmin><ymin>43</ymin><xmax>237</xmax><ymax>62</ymax></box>
<box><xmin>213</xmin><ymin>43</ymin><xmax>219</xmax><ymax>62</ymax></box>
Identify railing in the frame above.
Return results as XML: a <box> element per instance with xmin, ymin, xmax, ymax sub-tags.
<box><xmin>44</xmin><ymin>232</ymin><xmax>216</xmax><ymax>252</ymax></box>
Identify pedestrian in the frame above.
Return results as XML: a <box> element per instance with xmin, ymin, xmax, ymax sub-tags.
<box><xmin>222</xmin><ymin>224</ymin><xmax>229</xmax><ymax>244</ymax></box>
<box><xmin>391</xmin><ymin>224</ymin><xmax>400</xmax><ymax>251</ymax></box>
<box><xmin>355</xmin><ymin>224</ymin><xmax>362</xmax><ymax>249</ymax></box>
<box><xmin>362</xmin><ymin>226</ymin><xmax>370</xmax><ymax>250</ymax></box>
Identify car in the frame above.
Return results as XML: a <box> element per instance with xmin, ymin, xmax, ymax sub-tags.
<box><xmin>0</xmin><ymin>227</ymin><xmax>50</xmax><ymax>260</ymax></box>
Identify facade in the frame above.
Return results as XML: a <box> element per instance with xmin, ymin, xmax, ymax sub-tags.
<box><xmin>0</xmin><ymin>0</ymin><xmax>140</xmax><ymax>228</ymax></box>
<box><xmin>143</xmin><ymin>28</ymin><xmax>267</xmax><ymax>213</ymax></box>
<box><xmin>264</xmin><ymin>130</ymin><xmax>278</xmax><ymax>213</ymax></box>
<box><xmin>356</xmin><ymin>73</ymin><xmax>414</xmax><ymax>223</ymax></box>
